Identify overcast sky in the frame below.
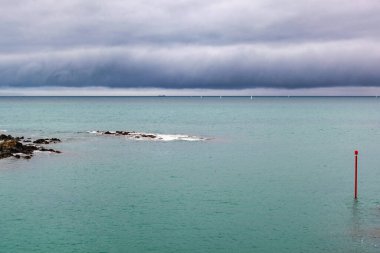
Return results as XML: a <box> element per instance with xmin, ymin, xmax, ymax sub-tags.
<box><xmin>0</xmin><ymin>0</ymin><xmax>380</xmax><ymax>91</ymax></box>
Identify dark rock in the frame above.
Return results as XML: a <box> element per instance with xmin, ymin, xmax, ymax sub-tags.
<box><xmin>32</xmin><ymin>138</ymin><xmax>61</xmax><ymax>144</ymax></box>
<box><xmin>0</xmin><ymin>153</ymin><xmax>12</xmax><ymax>159</ymax></box>
<box><xmin>33</xmin><ymin>139</ymin><xmax>48</xmax><ymax>144</ymax></box>
<box><xmin>22</xmin><ymin>145</ymin><xmax>38</xmax><ymax>154</ymax></box>
<box><xmin>0</xmin><ymin>140</ymin><xmax>21</xmax><ymax>153</ymax></box>
<box><xmin>0</xmin><ymin>134</ymin><xmax>13</xmax><ymax>141</ymax></box>
<box><xmin>141</xmin><ymin>134</ymin><xmax>156</xmax><ymax>138</ymax></box>
<box><xmin>96</xmin><ymin>130</ymin><xmax>159</xmax><ymax>140</ymax></box>
<box><xmin>0</xmin><ymin>134</ymin><xmax>62</xmax><ymax>160</ymax></box>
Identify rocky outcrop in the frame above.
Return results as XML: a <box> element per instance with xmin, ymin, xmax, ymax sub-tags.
<box><xmin>33</xmin><ymin>138</ymin><xmax>61</xmax><ymax>144</ymax></box>
<box><xmin>88</xmin><ymin>130</ymin><xmax>208</xmax><ymax>141</ymax></box>
<box><xmin>90</xmin><ymin>130</ymin><xmax>157</xmax><ymax>139</ymax></box>
<box><xmin>0</xmin><ymin>134</ymin><xmax>61</xmax><ymax>160</ymax></box>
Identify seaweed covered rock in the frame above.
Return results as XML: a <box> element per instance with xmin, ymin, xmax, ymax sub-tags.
<box><xmin>0</xmin><ymin>134</ymin><xmax>62</xmax><ymax>160</ymax></box>
<box><xmin>0</xmin><ymin>134</ymin><xmax>14</xmax><ymax>141</ymax></box>
<box><xmin>0</xmin><ymin>139</ymin><xmax>36</xmax><ymax>159</ymax></box>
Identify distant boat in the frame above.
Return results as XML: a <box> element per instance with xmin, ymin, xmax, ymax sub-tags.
<box><xmin>158</xmin><ymin>95</ymin><xmax>166</xmax><ymax>97</ymax></box>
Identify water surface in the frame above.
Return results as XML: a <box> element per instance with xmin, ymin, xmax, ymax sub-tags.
<box><xmin>1</xmin><ymin>97</ymin><xmax>380</xmax><ymax>252</ymax></box>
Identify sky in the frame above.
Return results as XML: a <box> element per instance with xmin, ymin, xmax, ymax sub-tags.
<box><xmin>0</xmin><ymin>0</ymin><xmax>380</xmax><ymax>95</ymax></box>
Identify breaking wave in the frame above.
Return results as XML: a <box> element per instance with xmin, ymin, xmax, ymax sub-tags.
<box><xmin>87</xmin><ymin>130</ymin><xmax>208</xmax><ymax>142</ymax></box>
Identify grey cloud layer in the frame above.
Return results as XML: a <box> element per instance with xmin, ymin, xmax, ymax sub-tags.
<box><xmin>0</xmin><ymin>0</ymin><xmax>379</xmax><ymax>88</ymax></box>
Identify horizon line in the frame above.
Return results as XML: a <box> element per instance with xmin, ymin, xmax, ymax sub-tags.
<box><xmin>1</xmin><ymin>86</ymin><xmax>380</xmax><ymax>96</ymax></box>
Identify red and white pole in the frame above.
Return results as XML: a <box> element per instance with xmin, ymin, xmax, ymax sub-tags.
<box><xmin>354</xmin><ymin>150</ymin><xmax>358</xmax><ymax>199</ymax></box>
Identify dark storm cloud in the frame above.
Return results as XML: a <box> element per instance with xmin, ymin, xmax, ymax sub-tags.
<box><xmin>0</xmin><ymin>0</ymin><xmax>380</xmax><ymax>89</ymax></box>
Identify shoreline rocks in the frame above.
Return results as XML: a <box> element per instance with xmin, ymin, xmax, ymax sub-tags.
<box><xmin>0</xmin><ymin>134</ymin><xmax>62</xmax><ymax>160</ymax></box>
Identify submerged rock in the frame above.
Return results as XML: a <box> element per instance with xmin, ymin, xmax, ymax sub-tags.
<box><xmin>141</xmin><ymin>134</ymin><xmax>156</xmax><ymax>138</ymax></box>
<box><xmin>33</xmin><ymin>139</ymin><xmax>47</xmax><ymax>144</ymax></box>
<box><xmin>33</xmin><ymin>138</ymin><xmax>61</xmax><ymax>144</ymax></box>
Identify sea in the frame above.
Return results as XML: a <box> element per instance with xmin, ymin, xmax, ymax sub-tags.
<box><xmin>1</xmin><ymin>96</ymin><xmax>380</xmax><ymax>253</ymax></box>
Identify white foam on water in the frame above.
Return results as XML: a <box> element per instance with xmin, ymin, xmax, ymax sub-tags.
<box><xmin>87</xmin><ymin>130</ymin><xmax>100</xmax><ymax>134</ymax></box>
<box><xmin>0</xmin><ymin>129</ymin><xmax>7</xmax><ymax>132</ymax></box>
<box><xmin>87</xmin><ymin>130</ymin><xmax>208</xmax><ymax>142</ymax></box>
<box><xmin>126</xmin><ymin>132</ymin><xmax>206</xmax><ymax>142</ymax></box>
<box><xmin>155</xmin><ymin>134</ymin><xmax>205</xmax><ymax>142</ymax></box>
<box><xmin>33</xmin><ymin>150</ymin><xmax>55</xmax><ymax>154</ymax></box>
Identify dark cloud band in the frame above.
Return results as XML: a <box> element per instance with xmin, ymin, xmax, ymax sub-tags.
<box><xmin>0</xmin><ymin>0</ymin><xmax>379</xmax><ymax>89</ymax></box>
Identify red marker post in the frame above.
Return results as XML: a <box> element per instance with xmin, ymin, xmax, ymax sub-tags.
<box><xmin>354</xmin><ymin>150</ymin><xmax>359</xmax><ymax>199</ymax></box>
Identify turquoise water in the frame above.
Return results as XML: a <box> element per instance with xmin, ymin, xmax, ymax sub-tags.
<box><xmin>1</xmin><ymin>97</ymin><xmax>380</xmax><ymax>253</ymax></box>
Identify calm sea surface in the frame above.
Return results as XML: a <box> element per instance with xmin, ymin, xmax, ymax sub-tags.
<box><xmin>1</xmin><ymin>97</ymin><xmax>380</xmax><ymax>253</ymax></box>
